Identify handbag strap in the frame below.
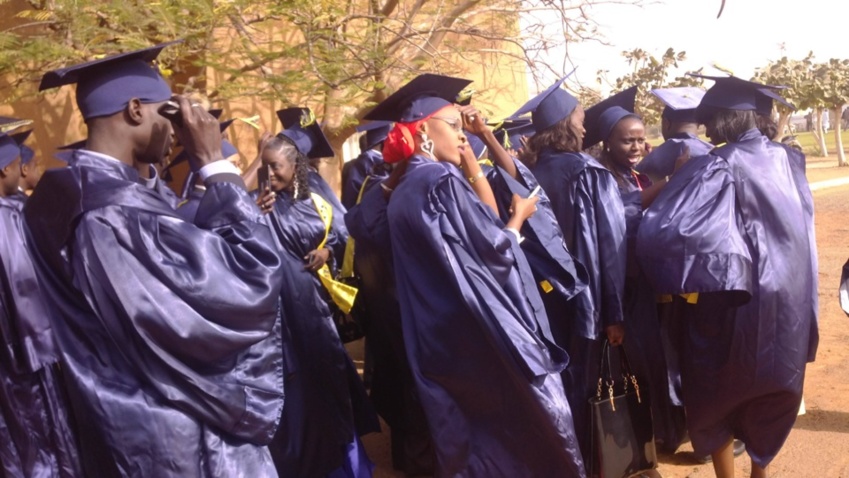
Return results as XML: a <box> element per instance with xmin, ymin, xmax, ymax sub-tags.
<box><xmin>618</xmin><ymin>345</ymin><xmax>643</xmax><ymax>404</ymax></box>
<box><xmin>595</xmin><ymin>340</ymin><xmax>618</xmax><ymax>411</ymax></box>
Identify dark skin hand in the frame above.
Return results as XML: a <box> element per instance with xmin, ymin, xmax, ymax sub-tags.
<box><xmin>505</xmin><ymin>193</ymin><xmax>539</xmax><ymax>231</ymax></box>
<box><xmin>457</xmin><ymin>104</ymin><xmax>518</xmax><ymax>179</ymax></box>
<box><xmin>606</xmin><ymin>324</ymin><xmax>624</xmax><ymax>346</ymax></box>
<box><xmin>639</xmin><ymin>144</ymin><xmax>690</xmax><ymax>209</ymax></box>
<box><xmin>255</xmin><ymin>186</ymin><xmax>277</xmax><ymax>213</ymax></box>
<box><xmin>171</xmin><ymin>96</ymin><xmax>224</xmax><ymax>170</ymax></box>
<box><xmin>304</xmin><ymin>248</ymin><xmax>331</xmax><ymax>272</ymax></box>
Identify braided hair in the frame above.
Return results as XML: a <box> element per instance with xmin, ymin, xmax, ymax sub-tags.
<box><xmin>265</xmin><ymin>134</ymin><xmax>312</xmax><ymax>200</ymax></box>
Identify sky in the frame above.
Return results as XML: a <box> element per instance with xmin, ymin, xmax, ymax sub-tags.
<box><xmin>526</xmin><ymin>0</ymin><xmax>845</xmax><ymax>95</ymax></box>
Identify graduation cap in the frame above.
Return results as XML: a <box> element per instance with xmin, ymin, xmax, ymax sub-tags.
<box><xmin>0</xmin><ymin>134</ymin><xmax>21</xmax><ymax>169</ymax></box>
<box><xmin>582</xmin><ymin>86</ymin><xmax>639</xmax><ymax>149</ymax></box>
<box><xmin>276</xmin><ymin>107</ymin><xmax>334</xmax><ymax>159</ymax></box>
<box><xmin>52</xmin><ymin>139</ymin><xmax>86</xmax><ymax>163</ymax></box>
<box><xmin>356</xmin><ymin>121</ymin><xmax>393</xmax><ymax>150</ymax></box>
<box><xmin>464</xmin><ymin>131</ymin><xmax>487</xmax><ymax>159</ymax></box>
<box><xmin>11</xmin><ymin>131</ymin><xmax>34</xmax><ymax>165</ymax></box>
<box><xmin>509</xmin><ymin>70</ymin><xmax>579</xmax><ymax>134</ymax></box>
<box><xmin>39</xmin><ymin>40</ymin><xmax>181</xmax><ymax>120</ymax></box>
<box><xmin>494</xmin><ymin>119</ymin><xmax>535</xmax><ymax>151</ymax></box>
<box><xmin>756</xmin><ymin>88</ymin><xmax>795</xmax><ymax>115</ymax></box>
<box><xmin>455</xmin><ymin>87</ymin><xmax>476</xmax><ymax>106</ymax></box>
<box><xmin>690</xmin><ymin>74</ymin><xmax>788</xmax><ymax>121</ymax></box>
<box><xmin>364</xmin><ymin>74</ymin><xmax>472</xmax><ymax>123</ymax></box>
<box><xmin>652</xmin><ymin>87</ymin><xmax>705</xmax><ymax>123</ymax></box>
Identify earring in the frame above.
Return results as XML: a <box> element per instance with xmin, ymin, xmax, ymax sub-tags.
<box><xmin>420</xmin><ymin>133</ymin><xmax>435</xmax><ymax>158</ymax></box>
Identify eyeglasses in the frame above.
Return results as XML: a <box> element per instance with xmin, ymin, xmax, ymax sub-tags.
<box><xmin>431</xmin><ymin>116</ymin><xmax>463</xmax><ymax>132</ymax></box>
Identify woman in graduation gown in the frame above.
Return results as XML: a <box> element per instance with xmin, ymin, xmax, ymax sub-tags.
<box><xmin>365</xmin><ymin>74</ymin><xmax>586</xmax><ymax>478</ymax></box>
<box><xmin>636</xmin><ymin>76</ymin><xmax>818</xmax><ymax>478</ymax></box>
<box><xmin>585</xmin><ymin>91</ymin><xmax>689</xmax><ymax>455</ymax></box>
<box><xmin>0</xmin><ymin>132</ymin><xmax>82</xmax><ymax>477</ymax></box>
<box><xmin>256</xmin><ymin>120</ymin><xmax>378</xmax><ymax>478</ymax></box>
<box><xmin>515</xmin><ymin>75</ymin><xmax>627</xmax><ymax>468</ymax></box>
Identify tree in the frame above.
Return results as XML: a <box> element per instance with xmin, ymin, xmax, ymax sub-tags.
<box><xmin>597</xmin><ymin>47</ymin><xmax>703</xmax><ymax>126</ymax></box>
<box><xmin>0</xmin><ymin>0</ymin><xmax>644</xmax><ymax>186</ymax></box>
<box><xmin>752</xmin><ymin>54</ymin><xmax>849</xmax><ymax>160</ymax></box>
<box><xmin>752</xmin><ymin>54</ymin><xmax>819</xmax><ymax>146</ymax></box>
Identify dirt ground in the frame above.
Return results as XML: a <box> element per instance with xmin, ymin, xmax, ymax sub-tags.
<box><xmin>360</xmin><ymin>157</ymin><xmax>849</xmax><ymax>478</ymax></box>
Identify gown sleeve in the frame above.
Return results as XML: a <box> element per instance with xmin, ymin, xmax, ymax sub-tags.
<box><xmin>636</xmin><ymin>154</ymin><xmax>753</xmax><ymax>303</ymax></box>
<box><xmin>67</xmin><ymin>181</ymin><xmax>285</xmax><ymax>443</ymax></box>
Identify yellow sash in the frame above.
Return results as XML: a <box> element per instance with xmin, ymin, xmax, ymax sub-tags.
<box><xmin>310</xmin><ymin>192</ymin><xmax>359</xmax><ymax>314</ymax></box>
<box><xmin>339</xmin><ymin>177</ymin><xmax>371</xmax><ymax>280</ymax></box>
<box><xmin>657</xmin><ymin>293</ymin><xmax>699</xmax><ymax>304</ymax></box>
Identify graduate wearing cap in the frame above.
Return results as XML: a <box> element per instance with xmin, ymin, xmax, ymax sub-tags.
<box><xmin>584</xmin><ymin>87</ymin><xmax>697</xmax><ymax>456</ymax></box>
<box><xmin>636</xmin><ymin>75</ymin><xmax>818</xmax><ymax>476</ymax></box>
<box><xmin>25</xmin><ymin>43</ymin><xmax>286</xmax><ymax>477</ymax></box>
<box><xmin>513</xmin><ymin>74</ymin><xmax>628</xmax><ymax>467</ymax></box>
<box><xmin>0</xmin><ymin>131</ymin><xmax>84</xmax><ymax>477</ymax></box>
<box><xmin>359</xmin><ymin>73</ymin><xmax>585</xmax><ymax>477</ymax></box>
<box><xmin>9</xmin><ymin>130</ymin><xmax>40</xmax><ymax>202</ymax></box>
<box><xmin>637</xmin><ymin>87</ymin><xmax>714</xmax><ymax>182</ymax></box>
<box><xmin>341</xmin><ymin>121</ymin><xmax>391</xmax><ymax>209</ymax></box>
<box><xmin>252</xmin><ymin>127</ymin><xmax>379</xmax><ymax>478</ymax></box>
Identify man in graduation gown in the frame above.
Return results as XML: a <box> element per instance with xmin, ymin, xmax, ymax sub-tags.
<box><xmin>24</xmin><ymin>43</ymin><xmax>285</xmax><ymax>477</ymax></box>
<box><xmin>636</xmin><ymin>76</ymin><xmax>818</xmax><ymax>476</ymax></box>
<box><xmin>342</xmin><ymin>121</ymin><xmax>391</xmax><ymax>209</ymax></box>
<box><xmin>636</xmin><ymin>87</ymin><xmax>713</xmax><ymax>182</ymax></box>
<box><xmin>0</xmin><ymin>131</ymin><xmax>83</xmax><ymax>477</ymax></box>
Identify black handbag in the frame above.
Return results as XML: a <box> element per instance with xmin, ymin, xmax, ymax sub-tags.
<box><xmin>588</xmin><ymin>341</ymin><xmax>658</xmax><ymax>478</ymax></box>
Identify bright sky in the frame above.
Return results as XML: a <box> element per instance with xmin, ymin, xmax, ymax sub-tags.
<box><xmin>528</xmin><ymin>0</ymin><xmax>845</xmax><ymax>95</ymax></box>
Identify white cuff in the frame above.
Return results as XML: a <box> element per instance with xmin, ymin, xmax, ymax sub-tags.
<box><xmin>198</xmin><ymin>160</ymin><xmax>241</xmax><ymax>181</ymax></box>
<box><xmin>504</xmin><ymin>227</ymin><xmax>524</xmax><ymax>244</ymax></box>
<box><xmin>143</xmin><ymin>165</ymin><xmax>158</xmax><ymax>189</ymax></box>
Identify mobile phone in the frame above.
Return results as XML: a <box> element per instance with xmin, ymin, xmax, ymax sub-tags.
<box><xmin>158</xmin><ymin>100</ymin><xmax>182</xmax><ymax>126</ymax></box>
<box><xmin>258</xmin><ymin>164</ymin><xmax>270</xmax><ymax>192</ymax></box>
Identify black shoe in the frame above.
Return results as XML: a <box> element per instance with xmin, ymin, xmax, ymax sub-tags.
<box><xmin>693</xmin><ymin>439</ymin><xmax>746</xmax><ymax>464</ymax></box>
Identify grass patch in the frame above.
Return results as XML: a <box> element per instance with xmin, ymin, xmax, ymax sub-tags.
<box><xmin>793</xmin><ymin>131</ymin><xmax>849</xmax><ymax>156</ymax></box>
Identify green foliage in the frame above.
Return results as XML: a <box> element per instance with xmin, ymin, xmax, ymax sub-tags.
<box><xmin>0</xmin><ymin>0</ymin><xmax>641</xmax><ymax>145</ymax></box>
<box><xmin>601</xmin><ymin>47</ymin><xmax>703</xmax><ymax>126</ymax></box>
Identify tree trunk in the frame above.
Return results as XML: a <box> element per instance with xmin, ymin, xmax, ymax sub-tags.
<box><xmin>813</xmin><ymin>108</ymin><xmax>828</xmax><ymax>157</ymax></box>
<box><xmin>835</xmin><ymin>105</ymin><xmax>847</xmax><ymax>166</ymax></box>
<box><xmin>776</xmin><ymin>111</ymin><xmax>792</xmax><ymax>140</ymax></box>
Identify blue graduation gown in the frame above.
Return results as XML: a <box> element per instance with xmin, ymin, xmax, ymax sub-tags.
<box><xmin>529</xmin><ymin>149</ymin><xmax>627</xmax><ymax>466</ymax></box>
<box><xmin>636</xmin><ymin>132</ymin><xmax>713</xmax><ymax>180</ymax></box>
<box><xmin>636</xmin><ymin>129</ymin><xmax>818</xmax><ymax>466</ymax></box>
<box><xmin>388</xmin><ymin>155</ymin><xmax>585</xmax><ymax>478</ymax></box>
<box><xmin>261</xmin><ymin>192</ymin><xmax>378</xmax><ymax>478</ymax></box>
<box><xmin>0</xmin><ymin>194</ymin><xmax>82</xmax><ymax>477</ymax></box>
<box><xmin>612</xmin><ymin>167</ymin><xmax>687</xmax><ymax>452</ymax></box>
<box><xmin>175</xmin><ymin>185</ymin><xmax>206</xmax><ymax>222</ymax></box>
<box><xmin>308</xmin><ymin>169</ymin><xmax>349</xmax><ymax>243</ymax></box>
<box><xmin>344</xmin><ymin>178</ymin><xmax>435</xmax><ymax>474</ymax></box>
<box><xmin>23</xmin><ymin>151</ymin><xmax>286</xmax><ymax>478</ymax></box>
<box><xmin>342</xmin><ymin>150</ymin><xmax>387</xmax><ymax>210</ymax></box>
